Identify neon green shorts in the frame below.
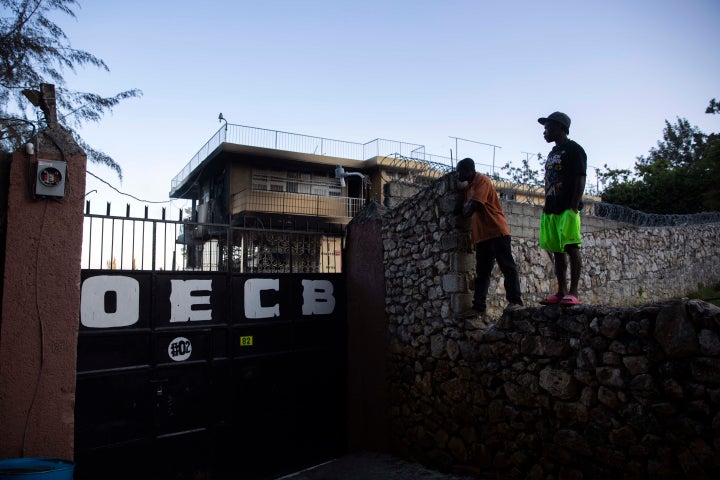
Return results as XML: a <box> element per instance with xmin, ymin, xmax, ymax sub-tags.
<box><xmin>539</xmin><ymin>210</ymin><xmax>582</xmax><ymax>252</ymax></box>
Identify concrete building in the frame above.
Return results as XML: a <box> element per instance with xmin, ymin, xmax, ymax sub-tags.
<box><xmin>168</xmin><ymin>123</ymin><xmax>451</xmax><ymax>272</ymax></box>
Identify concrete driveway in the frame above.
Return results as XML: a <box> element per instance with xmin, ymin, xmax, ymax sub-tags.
<box><xmin>274</xmin><ymin>452</ymin><xmax>481</xmax><ymax>480</ymax></box>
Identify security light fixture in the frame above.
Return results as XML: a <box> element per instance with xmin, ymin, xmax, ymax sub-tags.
<box><xmin>334</xmin><ymin>165</ymin><xmax>366</xmax><ymax>188</ymax></box>
<box><xmin>22</xmin><ymin>89</ymin><xmax>42</xmax><ymax>107</ymax></box>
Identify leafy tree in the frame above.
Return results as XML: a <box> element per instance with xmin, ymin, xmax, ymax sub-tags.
<box><xmin>498</xmin><ymin>153</ymin><xmax>544</xmax><ymax>187</ymax></box>
<box><xmin>596</xmin><ymin>165</ymin><xmax>637</xmax><ymax>204</ymax></box>
<box><xmin>600</xmin><ymin>104</ymin><xmax>720</xmax><ymax>214</ymax></box>
<box><xmin>706</xmin><ymin>98</ymin><xmax>720</xmax><ymax>114</ymax></box>
<box><xmin>0</xmin><ymin>0</ymin><xmax>141</xmax><ymax>179</ymax></box>
<box><xmin>701</xmin><ymin>100</ymin><xmax>720</xmax><ymax>210</ymax></box>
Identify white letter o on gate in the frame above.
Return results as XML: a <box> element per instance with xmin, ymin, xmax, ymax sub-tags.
<box><xmin>81</xmin><ymin>275</ymin><xmax>139</xmax><ymax>328</ymax></box>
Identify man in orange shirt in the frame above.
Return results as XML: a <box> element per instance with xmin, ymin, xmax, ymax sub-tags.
<box><xmin>457</xmin><ymin>157</ymin><xmax>524</xmax><ymax>316</ymax></box>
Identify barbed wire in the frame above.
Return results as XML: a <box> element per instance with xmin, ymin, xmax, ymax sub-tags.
<box><xmin>493</xmin><ymin>183</ymin><xmax>720</xmax><ymax>226</ymax></box>
<box><xmin>383</xmin><ymin>153</ymin><xmax>720</xmax><ymax>228</ymax></box>
<box><xmin>379</xmin><ymin>153</ymin><xmax>454</xmax><ymax>186</ymax></box>
<box><xmin>590</xmin><ymin>202</ymin><xmax>720</xmax><ymax>227</ymax></box>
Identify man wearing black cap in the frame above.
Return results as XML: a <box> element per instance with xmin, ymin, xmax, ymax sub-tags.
<box><xmin>537</xmin><ymin>112</ymin><xmax>587</xmax><ymax>306</ymax></box>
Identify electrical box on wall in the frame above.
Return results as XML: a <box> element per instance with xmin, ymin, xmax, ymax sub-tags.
<box><xmin>35</xmin><ymin>159</ymin><xmax>67</xmax><ymax>198</ymax></box>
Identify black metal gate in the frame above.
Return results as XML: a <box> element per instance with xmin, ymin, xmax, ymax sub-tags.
<box><xmin>75</xmin><ymin>210</ymin><xmax>347</xmax><ymax>480</ymax></box>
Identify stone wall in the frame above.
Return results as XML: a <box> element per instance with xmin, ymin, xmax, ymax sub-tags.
<box><xmin>388</xmin><ymin>300</ymin><xmax>720</xmax><ymax>479</ymax></box>
<box><xmin>377</xmin><ymin>173</ymin><xmax>720</xmax><ymax>478</ymax></box>
<box><xmin>381</xmin><ymin>174</ymin><xmax>720</xmax><ymax>319</ymax></box>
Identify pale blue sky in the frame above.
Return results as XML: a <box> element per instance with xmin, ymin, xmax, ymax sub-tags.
<box><xmin>51</xmin><ymin>0</ymin><xmax>719</xmax><ymax>216</ymax></box>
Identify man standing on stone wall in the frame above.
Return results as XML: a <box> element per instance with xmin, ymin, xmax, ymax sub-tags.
<box><xmin>537</xmin><ymin>111</ymin><xmax>587</xmax><ymax>306</ymax></box>
<box><xmin>456</xmin><ymin>157</ymin><xmax>524</xmax><ymax>317</ymax></box>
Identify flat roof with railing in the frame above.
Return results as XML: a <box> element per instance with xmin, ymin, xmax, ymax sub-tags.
<box><xmin>170</xmin><ymin>124</ymin><xmax>458</xmax><ymax>193</ymax></box>
<box><xmin>170</xmin><ymin>124</ymin><xmax>611</xmax><ymax>198</ymax></box>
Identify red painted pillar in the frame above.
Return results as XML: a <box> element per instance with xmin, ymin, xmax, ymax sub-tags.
<box><xmin>0</xmin><ymin>120</ymin><xmax>86</xmax><ymax>460</ymax></box>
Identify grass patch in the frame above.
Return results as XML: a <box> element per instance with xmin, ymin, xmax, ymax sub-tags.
<box><xmin>686</xmin><ymin>281</ymin><xmax>720</xmax><ymax>307</ymax></box>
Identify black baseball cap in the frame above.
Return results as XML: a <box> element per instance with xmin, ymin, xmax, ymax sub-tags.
<box><xmin>538</xmin><ymin>111</ymin><xmax>571</xmax><ymax>132</ymax></box>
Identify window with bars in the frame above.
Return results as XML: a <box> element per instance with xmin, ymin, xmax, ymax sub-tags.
<box><xmin>253</xmin><ymin>169</ymin><xmax>342</xmax><ymax>197</ymax></box>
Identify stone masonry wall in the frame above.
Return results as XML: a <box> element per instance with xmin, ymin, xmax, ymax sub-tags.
<box><xmin>380</xmin><ymin>173</ymin><xmax>720</xmax><ymax>478</ymax></box>
<box><xmin>381</xmin><ymin>175</ymin><xmax>720</xmax><ymax>319</ymax></box>
<box><xmin>388</xmin><ymin>300</ymin><xmax>720</xmax><ymax>479</ymax></box>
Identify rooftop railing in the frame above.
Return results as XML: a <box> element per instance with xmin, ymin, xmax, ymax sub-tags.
<box><xmin>170</xmin><ymin>124</ymin><xmax>457</xmax><ymax>192</ymax></box>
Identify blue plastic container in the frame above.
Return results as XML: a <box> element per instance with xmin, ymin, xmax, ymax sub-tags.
<box><xmin>0</xmin><ymin>458</ymin><xmax>74</xmax><ymax>480</ymax></box>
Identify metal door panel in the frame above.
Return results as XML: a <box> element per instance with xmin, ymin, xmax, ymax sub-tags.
<box><xmin>76</xmin><ymin>270</ymin><xmax>346</xmax><ymax>480</ymax></box>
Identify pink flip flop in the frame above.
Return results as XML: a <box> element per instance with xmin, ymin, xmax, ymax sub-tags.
<box><xmin>539</xmin><ymin>293</ymin><xmax>562</xmax><ymax>305</ymax></box>
<box><xmin>560</xmin><ymin>294</ymin><xmax>582</xmax><ymax>306</ymax></box>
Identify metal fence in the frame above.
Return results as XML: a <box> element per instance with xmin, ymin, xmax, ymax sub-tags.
<box><xmin>170</xmin><ymin>124</ymin><xmax>459</xmax><ymax>192</ymax></box>
<box><xmin>82</xmin><ymin>203</ymin><xmax>344</xmax><ymax>273</ymax></box>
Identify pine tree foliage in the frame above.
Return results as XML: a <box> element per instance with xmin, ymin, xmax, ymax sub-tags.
<box><xmin>0</xmin><ymin>0</ymin><xmax>141</xmax><ymax>179</ymax></box>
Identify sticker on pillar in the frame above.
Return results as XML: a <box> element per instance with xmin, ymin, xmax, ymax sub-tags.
<box><xmin>168</xmin><ymin>337</ymin><xmax>192</xmax><ymax>361</ymax></box>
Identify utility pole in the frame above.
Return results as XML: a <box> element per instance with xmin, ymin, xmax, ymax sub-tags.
<box><xmin>449</xmin><ymin>136</ymin><xmax>502</xmax><ymax>175</ymax></box>
<box><xmin>521</xmin><ymin>151</ymin><xmax>539</xmax><ymax>163</ymax></box>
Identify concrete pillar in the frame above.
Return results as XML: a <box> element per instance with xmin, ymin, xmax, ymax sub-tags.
<box><xmin>345</xmin><ymin>202</ymin><xmax>390</xmax><ymax>452</ymax></box>
<box><xmin>0</xmin><ymin>122</ymin><xmax>86</xmax><ymax>459</ymax></box>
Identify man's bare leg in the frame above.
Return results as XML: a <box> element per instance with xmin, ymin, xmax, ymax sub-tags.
<box><xmin>566</xmin><ymin>244</ymin><xmax>582</xmax><ymax>297</ymax></box>
<box><xmin>553</xmin><ymin>252</ymin><xmax>568</xmax><ymax>297</ymax></box>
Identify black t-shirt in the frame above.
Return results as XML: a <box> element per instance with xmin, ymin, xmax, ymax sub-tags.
<box><xmin>543</xmin><ymin>140</ymin><xmax>587</xmax><ymax>214</ymax></box>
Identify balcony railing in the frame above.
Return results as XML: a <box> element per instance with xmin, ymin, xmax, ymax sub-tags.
<box><xmin>171</xmin><ymin>123</ymin><xmax>456</xmax><ymax>192</ymax></box>
<box><xmin>231</xmin><ymin>188</ymin><xmax>365</xmax><ymax>220</ymax></box>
